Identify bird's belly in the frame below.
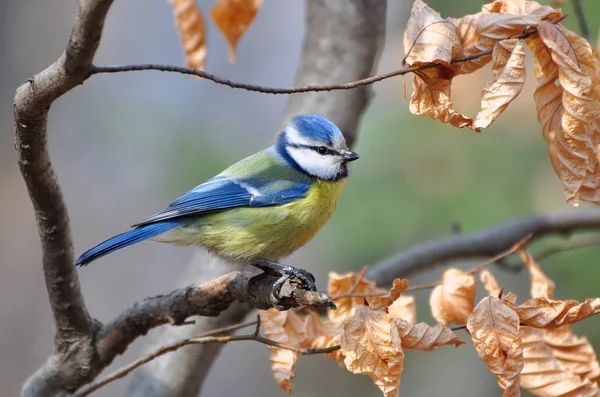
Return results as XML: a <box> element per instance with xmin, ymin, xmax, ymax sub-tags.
<box><xmin>154</xmin><ymin>179</ymin><xmax>345</xmax><ymax>261</ymax></box>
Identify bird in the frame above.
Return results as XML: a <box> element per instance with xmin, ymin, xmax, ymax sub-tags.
<box><xmin>75</xmin><ymin>114</ymin><xmax>359</xmax><ymax>299</ymax></box>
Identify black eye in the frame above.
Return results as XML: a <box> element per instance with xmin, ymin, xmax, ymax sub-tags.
<box><xmin>316</xmin><ymin>146</ymin><xmax>329</xmax><ymax>155</ymax></box>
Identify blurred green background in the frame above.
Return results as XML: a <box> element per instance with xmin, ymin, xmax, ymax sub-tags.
<box><xmin>1</xmin><ymin>0</ymin><xmax>599</xmax><ymax>396</ymax></box>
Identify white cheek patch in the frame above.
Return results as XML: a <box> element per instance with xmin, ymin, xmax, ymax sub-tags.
<box><xmin>287</xmin><ymin>147</ymin><xmax>340</xmax><ymax>180</ymax></box>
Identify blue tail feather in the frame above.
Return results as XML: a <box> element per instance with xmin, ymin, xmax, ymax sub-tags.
<box><xmin>75</xmin><ymin>221</ymin><xmax>184</xmax><ymax>267</ymax></box>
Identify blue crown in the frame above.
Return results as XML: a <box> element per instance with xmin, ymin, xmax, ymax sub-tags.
<box><xmin>289</xmin><ymin>114</ymin><xmax>344</xmax><ymax>145</ymax></box>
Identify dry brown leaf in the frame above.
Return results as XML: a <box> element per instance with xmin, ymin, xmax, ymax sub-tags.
<box><xmin>521</xmin><ymin>327</ymin><xmax>600</xmax><ymax>397</ymax></box>
<box><xmin>403</xmin><ymin>0</ymin><xmax>461</xmax><ymax>67</ymax></box>
<box><xmin>328</xmin><ymin>271</ymin><xmax>384</xmax><ymax>325</ymax></box>
<box><xmin>430</xmin><ymin>268</ymin><xmax>476</xmax><ymax>325</ymax></box>
<box><xmin>521</xmin><ymin>251</ymin><xmax>555</xmax><ymax>299</ymax></box>
<box><xmin>402</xmin><ymin>0</ymin><xmax>568</xmax><ymax>133</ymax></box>
<box><xmin>468</xmin><ymin>297</ymin><xmax>523</xmax><ymax>397</ymax></box>
<box><xmin>482</xmin><ymin>0</ymin><xmax>560</xmax><ymax>19</ymax></box>
<box><xmin>544</xmin><ymin>327</ymin><xmax>600</xmax><ymax>384</ymax></box>
<box><xmin>303</xmin><ymin>312</ymin><xmax>345</xmax><ymax>364</ymax></box>
<box><xmin>403</xmin><ymin>0</ymin><xmax>475</xmax><ymax>129</ymax></box>
<box><xmin>371</xmin><ymin>278</ymin><xmax>410</xmax><ymax>309</ymax></box>
<box><xmin>409</xmin><ymin>71</ymin><xmax>475</xmax><ymax>129</ymax></box>
<box><xmin>394</xmin><ymin>319</ymin><xmax>465</xmax><ymax>351</ymax></box>
<box><xmin>474</xmin><ymin>39</ymin><xmax>526</xmax><ymax>129</ymax></box>
<box><xmin>169</xmin><ymin>0</ymin><xmax>207</xmax><ymax>70</ymax></box>
<box><xmin>480</xmin><ymin>269</ymin><xmax>502</xmax><ymax>297</ymax></box>
<box><xmin>260</xmin><ymin>309</ymin><xmax>309</xmax><ymax>393</ymax></box>
<box><xmin>514</xmin><ymin>297</ymin><xmax>600</xmax><ymax>328</ymax></box>
<box><xmin>450</xmin><ymin>13</ymin><xmax>537</xmax><ymax>76</ymax></box>
<box><xmin>405</xmin><ymin>5</ymin><xmax>538</xmax><ymax>131</ymax></box>
<box><xmin>503</xmin><ymin>291</ymin><xmax>519</xmax><ymax>305</ymax></box>
<box><xmin>449</xmin><ymin>0</ymin><xmax>558</xmax><ymax>75</ymax></box>
<box><xmin>447</xmin><ymin>13</ymin><xmax>492</xmax><ymax>75</ymax></box>
<box><xmin>527</xmin><ymin>21</ymin><xmax>600</xmax><ymax>205</ymax></box>
<box><xmin>210</xmin><ymin>0</ymin><xmax>261</xmax><ymax>61</ymax></box>
<box><xmin>388</xmin><ymin>295</ymin><xmax>417</xmax><ymax>324</ymax></box>
<box><xmin>342</xmin><ymin>306</ymin><xmax>404</xmax><ymax>397</ymax></box>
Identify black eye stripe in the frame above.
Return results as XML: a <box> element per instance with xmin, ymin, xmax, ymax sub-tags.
<box><xmin>312</xmin><ymin>146</ymin><xmax>338</xmax><ymax>156</ymax></box>
<box><xmin>287</xmin><ymin>143</ymin><xmax>339</xmax><ymax>156</ymax></box>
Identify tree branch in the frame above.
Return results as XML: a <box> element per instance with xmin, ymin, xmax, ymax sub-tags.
<box><xmin>93</xmin><ymin>271</ymin><xmax>333</xmax><ymax>365</ymax></box>
<box><xmin>15</xmin><ymin>0</ymin><xmax>115</xmax><ymax>395</ymax></box>
<box><xmin>366</xmin><ymin>210</ymin><xmax>600</xmax><ymax>285</ymax></box>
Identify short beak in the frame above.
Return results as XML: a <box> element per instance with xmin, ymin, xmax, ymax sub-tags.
<box><xmin>341</xmin><ymin>149</ymin><xmax>360</xmax><ymax>162</ymax></box>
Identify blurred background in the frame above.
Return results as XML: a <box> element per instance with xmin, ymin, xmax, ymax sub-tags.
<box><xmin>1</xmin><ymin>0</ymin><xmax>600</xmax><ymax>396</ymax></box>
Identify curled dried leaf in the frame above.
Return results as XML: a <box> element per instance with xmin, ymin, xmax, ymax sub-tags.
<box><xmin>521</xmin><ymin>327</ymin><xmax>600</xmax><ymax>397</ymax></box>
<box><xmin>371</xmin><ymin>278</ymin><xmax>410</xmax><ymax>309</ymax></box>
<box><xmin>260</xmin><ymin>309</ymin><xmax>309</xmax><ymax>393</ymax></box>
<box><xmin>394</xmin><ymin>319</ymin><xmax>465</xmax><ymax>351</ymax></box>
<box><xmin>409</xmin><ymin>71</ymin><xmax>475</xmax><ymax>129</ymax></box>
<box><xmin>169</xmin><ymin>0</ymin><xmax>207</xmax><ymax>70</ymax></box>
<box><xmin>430</xmin><ymin>268</ymin><xmax>476</xmax><ymax>325</ymax></box>
<box><xmin>502</xmin><ymin>292</ymin><xmax>518</xmax><ymax>305</ymax></box>
<box><xmin>468</xmin><ymin>297</ymin><xmax>523</xmax><ymax>397</ymax></box>
<box><xmin>514</xmin><ymin>297</ymin><xmax>600</xmax><ymax>328</ymax></box>
<box><xmin>328</xmin><ymin>271</ymin><xmax>384</xmax><ymax>325</ymax></box>
<box><xmin>403</xmin><ymin>0</ymin><xmax>475</xmax><ymax>130</ymax></box>
<box><xmin>388</xmin><ymin>295</ymin><xmax>417</xmax><ymax>324</ymax></box>
<box><xmin>474</xmin><ymin>39</ymin><xmax>526</xmax><ymax>129</ymax></box>
<box><xmin>403</xmin><ymin>0</ymin><xmax>461</xmax><ymax>66</ymax></box>
<box><xmin>303</xmin><ymin>312</ymin><xmax>344</xmax><ymax>364</ymax></box>
<box><xmin>450</xmin><ymin>13</ymin><xmax>537</xmax><ymax>75</ymax></box>
<box><xmin>528</xmin><ymin>21</ymin><xmax>600</xmax><ymax>205</ymax></box>
<box><xmin>342</xmin><ymin>306</ymin><xmax>404</xmax><ymax>397</ymax></box>
<box><xmin>483</xmin><ymin>0</ymin><xmax>561</xmax><ymax>19</ymax></box>
<box><xmin>520</xmin><ymin>250</ymin><xmax>555</xmax><ymax>299</ymax></box>
<box><xmin>544</xmin><ymin>327</ymin><xmax>600</xmax><ymax>384</ymax></box>
<box><xmin>210</xmin><ymin>0</ymin><xmax>262</xmax><ymax>61</ymax></box>
<box><xmin>447</xmin><ymin>13</ymin><xmax>492</xmax><ymax>75</ymax></box>
<box><xmin>480</xmin><ymin>269</ymin><xmax>502</xmax><ymax>297</ymax></box>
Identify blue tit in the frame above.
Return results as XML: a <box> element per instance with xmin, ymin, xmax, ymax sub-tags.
<box><xmin>75</xmin><ymin>114</ymin><xmax>359</xmax><ymax>296</ymax></box>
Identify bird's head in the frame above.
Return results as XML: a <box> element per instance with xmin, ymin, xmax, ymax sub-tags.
<box><xmin>274</xmin><ymin>114</ymin><xmax>360</xmax><ymax>181</ymax></box>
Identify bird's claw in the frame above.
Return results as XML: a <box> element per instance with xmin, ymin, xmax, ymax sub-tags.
<box><xmin>252</xmin><ymin>258</ymin><xmax>317</xmax><ymax>305</ymax></box>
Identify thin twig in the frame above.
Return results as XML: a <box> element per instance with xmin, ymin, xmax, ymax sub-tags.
<box><xmin>572</xmin><ymin>0</ymin><xmax>590</xmax><ymax>41</ymax></box>
<box><xmin>74</xmin><ymin>331</ymin><xmax>339</xmax><ymax>397</ymax></box>
<box><xmin>403</xmin><ymin>235</ymin><xmax>532</xmax><ymax>292</ymax></box>
<box><xmin>195</xmin><ymin>319</ymin><xmax>258</xmax><ymax>338</ymax></box>
<box><xmin>331</xmin><ymin>292</ymin><xmax>387</xmax><ymax>300</ymax></box>
<box><xmin>406</xmin><ymin>283</ymin><xmax>440</xmax><ymax>292</ymax></box>
<box><xmin>530</xmin><ymin>233</ymin><xmax>600</xmax><ymax>262</ymax></box>
<box><xmin>450</xmin><ymin>325</ymin><xmax>467</xmax><ymax>331</ymax></box>
<box><xmin>88</xmin><ymin>26</ymin><xmax>545</xmax><ymax>95</ymax></box>
<box><xmin>90</xmin><ymin>63</ymin><xmax>434</xmax><ymax>94</ymax></box>
<box><xmin>468</xmin><ymin>234</ymin><xmax>532</xmax><ymax>274</ymax></box>
<box><xmin>252</xmin><ymin>314</ymin><xmax>261</xmax><ymax>338</ymax></box>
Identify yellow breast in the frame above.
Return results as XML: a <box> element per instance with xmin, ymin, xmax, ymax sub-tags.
<box><xmin>157</xmin><ymin>179</ymin><xmax>346</xmax><ymax>261</ymax></box>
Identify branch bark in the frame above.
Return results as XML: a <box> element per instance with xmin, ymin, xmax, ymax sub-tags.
<box><xmin>94</xmin><ymin>271</ymin><xmax>332</xmax><ymax>363</ymax></box>
<box><xmin>15</xmin><ymin>0</ymin><xmax>114</xmax><ymax>395</ymax></box>
<box><xmin>126</xmin><ymin>1</ymin><xmax>387</xmax><ymax>396</ymax></box>
<box><xmin>366</xmin><ymin>210</ymin><xmax>600</xmax><ymax>285</ymax></box>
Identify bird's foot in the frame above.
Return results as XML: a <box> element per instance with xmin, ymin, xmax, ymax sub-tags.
<box><xmin>252</xmin><ymin>258</ymin><xmax>317</xmax><ymax>308</ymax></box>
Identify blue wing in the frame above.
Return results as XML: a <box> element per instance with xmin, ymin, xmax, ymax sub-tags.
<box><xmin>132</xmin><ymin>175</ymin><xmax>311</xmax><ymax>227</ymax></box>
